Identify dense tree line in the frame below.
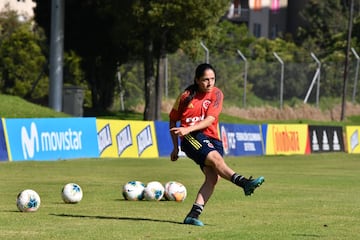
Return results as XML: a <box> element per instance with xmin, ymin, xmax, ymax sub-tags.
<box><xmin>33</xmin><ymin>0</ymin><xmax>230</xmax><ymax>120</ymax></box>
<box><xmin>0</xmin><ymin>0</ymin><xmax>359</xmax><ymax>119</ymax></box>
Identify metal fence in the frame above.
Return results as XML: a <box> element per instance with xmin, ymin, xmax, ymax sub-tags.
<box><xmin>173</xmin><ymin>53</ymin><xmax>357</xmax><ymax>101</ymax></box>
<box><xmin>117</xmin><ymin>48</ymin><xmax>360</xmax><ymax>111</ymax></box>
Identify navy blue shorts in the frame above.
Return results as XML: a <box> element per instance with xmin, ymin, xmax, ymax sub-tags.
<box><xmin>181</xmin><ymin>131</ymin><xmax>224</xmax><ymax>169</ymax></box>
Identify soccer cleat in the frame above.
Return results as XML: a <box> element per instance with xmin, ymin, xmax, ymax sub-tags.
<box><xmin>183</xmin><ymin>217</ymin><xmax>204</xmax><ymax>226</ymax></box>
<box><xmin>243</xmin><ymin>176</ymin><xmax>265</xmax><ymax>196</ymax></box>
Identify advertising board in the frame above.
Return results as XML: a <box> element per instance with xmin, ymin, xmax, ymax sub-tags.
<box><xmin>4</xmin><ymin>118</ymin><xmax>99</xmax><ymax>161</ymax></box>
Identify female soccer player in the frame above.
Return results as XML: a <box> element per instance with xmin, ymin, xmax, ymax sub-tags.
<box><xmin>169</xmin><ymin>63</ymin><xmax>264</xmax><ymax>226</ymax></box>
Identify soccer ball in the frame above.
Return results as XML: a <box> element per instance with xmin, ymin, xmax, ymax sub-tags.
<box><xmin>61</xmin><ymin>183</ymin><xmax>83</xmax><ymax>203</ymax></box>
<box><xmin>122</xmin><ymin>181</ymin><xmax>145</xmax><ymax>200</ymax></box>
<box><xmin>164</xmin><ymin>181</ymin><xmax>187</xmax><ymax>202</ymax></box>
<box><xmin>16</xmin><ymin>189</ymin><xmax>41</xmax><ymax>212</ymax></box>
<box><xmin>143</xmin><ymin>181</ymin><xmax>165</xmax><ymax>201</ymax></box>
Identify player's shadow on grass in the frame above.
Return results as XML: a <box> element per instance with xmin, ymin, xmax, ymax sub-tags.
<box><xmin>50</xmin><ymin>213</ymin><xmax>183</xmax><ymax>225</ymax></box>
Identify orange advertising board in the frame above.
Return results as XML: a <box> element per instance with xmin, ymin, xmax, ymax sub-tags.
<box><xmin>265</xmin><ymin>124</ymin><xmax>310</xmax><ymax>155</ymax></box>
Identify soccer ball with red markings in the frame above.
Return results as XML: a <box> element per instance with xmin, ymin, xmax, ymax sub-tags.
<box><xmin>16</xmin><ymin>189</ymin><xmax>41</xmax><ymax>212</ymax></box>
<box><xmin>61</xmin><ymin>183</ymin><xmax>83</xmax><ymax>203</ymax></box>
<box><xmin>164</xmin><ymin>181</ymin><xmax>187</xmax><ymax>202</ymax></box>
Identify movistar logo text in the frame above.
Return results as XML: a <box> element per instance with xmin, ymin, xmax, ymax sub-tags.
<box><xmin>21</xmin><ymin>122</ymin><xmax>83</xmax><ymax>159</ymax></box>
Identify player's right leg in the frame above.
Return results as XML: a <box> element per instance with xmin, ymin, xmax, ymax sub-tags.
<box><xmin>205</xmin><ymin>151</ymin><xmax>265</xmax><ymax>196</ymax></box>
<box><xmin>183</xmin><ymin>166</ymin><xmax>219</xmax><ymax>226</ymax></box>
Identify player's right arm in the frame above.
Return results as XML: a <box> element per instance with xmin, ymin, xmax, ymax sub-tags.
<box><xmin>169</xmin><ymin>93</ymin><xmax>184</xmax><ymax>161</ymax></box>
<box><xmin>169</xmin><ymin>119</ymin><xmax>179</xmax><ymax>161</ymax></box>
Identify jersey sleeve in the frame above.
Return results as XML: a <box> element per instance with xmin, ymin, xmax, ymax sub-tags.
<box><xmin>169</xmin><ymin>92</ymin><xmax>186</xmax><ymax>121</ymax></box>
<box><xmin>206</xmin><ymin>88</ymin><xmax>223</xmax><ymax>118</ymax></box>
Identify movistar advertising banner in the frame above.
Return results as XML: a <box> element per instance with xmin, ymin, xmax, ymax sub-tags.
<box><xmin>4</xmin><ymin>118</ymin><xmax>99</xmax><ymax>161</ymax></box>
<box><xmin>219</xmin><ymin>123</ymin><xmax>264</xmax><ymax>156</ymax></box>
<box><xmin>0</xmin><ymin>119</ymin><xmax>9</xmax><ymax>161</ymax></box>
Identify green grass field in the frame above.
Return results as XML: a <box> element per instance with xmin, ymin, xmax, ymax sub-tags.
<box><xmin>0</xmin><ymin>153</ymin><xmax>359</xmax><ymax>240</ymax></box>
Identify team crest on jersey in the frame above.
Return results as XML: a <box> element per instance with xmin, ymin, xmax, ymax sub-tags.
<box><xmin>203</xmin><ymin>139</ymin><xmax>214</xmax><ymax>148</ymax></box>
<box><xmin>203</xmin><ymin>100</ymin><xmax>211</xmax><ymax>109</ymax></box>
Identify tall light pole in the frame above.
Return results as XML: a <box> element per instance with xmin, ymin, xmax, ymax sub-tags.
<box><xmin>49</xmin><ymin>0</ymin><xmax>65</xmax><ymax>112</ymax></box>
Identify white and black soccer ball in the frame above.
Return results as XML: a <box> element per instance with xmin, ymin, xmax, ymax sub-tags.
<box><xmin>122</xmin><ymin>181</ymin><xmax>145</xmax><ymax>201</ymax></box>
<box><xmin>16</xmin><ymin>189</ymin><xmax>41</xmax><ymax>212</ymax></box>
<box><xmin>143</xmin><ymin>181</ymin><xmax>165</xmax><ymax>201</ymax></box>
<box><xmin>61</xmin><ymin>183</ymin><xmax>83</xmax><ymax>203</ymax></box>
<box><xmin>164</xmin><ymin>181</ymin><xmax>187</xmax><ymax>202</ymax></box>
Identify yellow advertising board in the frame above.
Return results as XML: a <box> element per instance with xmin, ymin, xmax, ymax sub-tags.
<box><xmin>265</xmin><ymin>124</ymin><xmax>310</xmax><ymax>155</ymax></box>
<box><xmin>345</xmin><ymin>126</ymin><xmax>360</xmax><ymax>153</ymax></box>
<box><xmin>96</xmin><ymin>119</ymin><xmax>159</xmax><ymax>158</ymax></box>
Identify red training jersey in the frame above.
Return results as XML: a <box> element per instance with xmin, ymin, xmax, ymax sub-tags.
<box><xmin>169</xmin><ymin>86</ymin><xmax>223</xmax><ymax>140</ymax></box>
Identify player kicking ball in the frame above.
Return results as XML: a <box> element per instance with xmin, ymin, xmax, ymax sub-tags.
<box><xmin>169</xmin><ymin>63</ymin><xmax>265</xmax><ymax>226</ymax></box>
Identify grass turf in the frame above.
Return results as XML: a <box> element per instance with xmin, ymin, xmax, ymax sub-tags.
<box><xmin>0</xmin><ymin>153</ymin><xmax>359</xmax><ymax>240</ymax></box>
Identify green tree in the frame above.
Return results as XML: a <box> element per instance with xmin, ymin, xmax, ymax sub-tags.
<box><xmin>0</xmin><ymin>7</ymin><xmax>47</xmax><ymax>99</ymax></box>
<box><xmin>131</xmin><ymin>0</ymin><xmax>230</xmax><ymax>120</ymax></box>
<box><xmin>209</xmin><ymin>22</ymin><xmax>255</xmax><ymax>105</ymax></box>
<box><xmin>296</xmin><ymin>0</ymin><xmax>360</xmax><ymax>99</ymax></box>
<box><xmin>35</xmin><ymin>0</ymin><xmax>134</xmax><ymax>111</ymax></box>
<box><xmin>249</xmin><ymin>37</ymin><xmax>309</xmax><ymax>101</ymax></box>
<box><xmin>35</xmin><ymin>1</ymin><xmax>232</xmax><ymax>119</ymax></box>
<box><xmin>296</xmin><ymin>0</ymin><xmax>347</xmax><ymax>54</ymax></box>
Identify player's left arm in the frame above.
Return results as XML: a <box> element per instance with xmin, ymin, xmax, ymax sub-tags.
<box><xmin>170</xmin><ymin>116</ymin><xmax>215</xmax><ymax>137</ymax></box>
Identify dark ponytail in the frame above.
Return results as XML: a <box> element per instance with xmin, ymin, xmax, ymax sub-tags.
<box><xmin>184</xmin><ymin>63</ymin><xmax>216</xmax><ymax>106</ymax></box>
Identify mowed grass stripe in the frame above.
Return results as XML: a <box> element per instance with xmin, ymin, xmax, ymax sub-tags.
<box><xmin>0</xmin><ymin>153</ymin><xmax>359</xmax><ymax>240</ymax></box>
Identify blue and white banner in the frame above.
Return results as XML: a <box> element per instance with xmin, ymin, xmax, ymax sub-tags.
<box><xmin>0</xmin><ymin>119</ymin><xmax>9</xmax><ymax>161</ymax></box>
<box><xmin>5</xmin><ymin>118</ymin><xmax>99</xmax><ymax>161</ymax></box>
<box><xmin>219</xmin><ymin>123</ymin><xmax>264</xmax><ymax>156</ymax></box>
